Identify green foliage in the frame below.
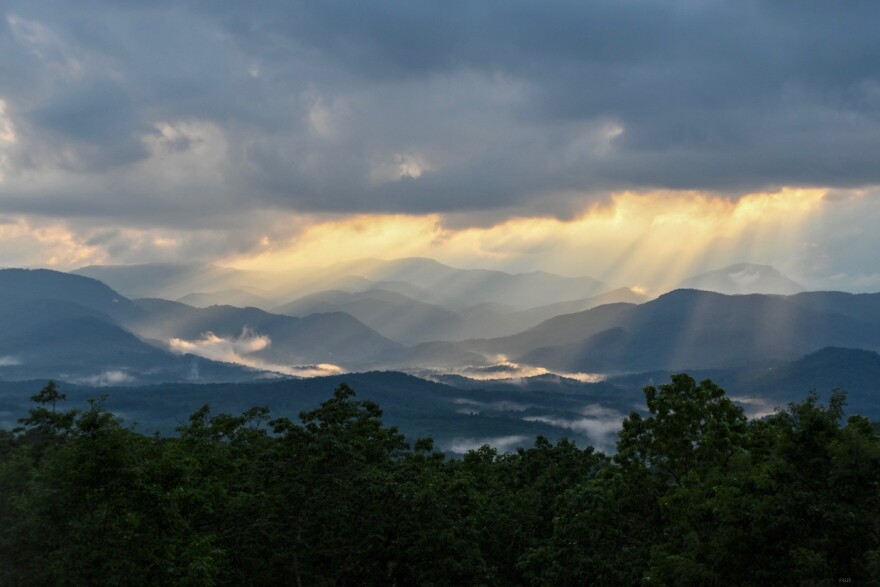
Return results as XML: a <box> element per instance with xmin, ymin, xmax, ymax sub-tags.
<box><xmin>616</xmin><ymin>374</ymin><xmax>748</xmax><ymax>481</ymax></box>
<box><xmin>16</xmin><ymin>380</ymin><xmax>79</xmax><ymax>445</ymax></box>
<box><xmin>1</xmin><ymin>377</ymin><xmax>879</xmax><ymax>585</ymax></box>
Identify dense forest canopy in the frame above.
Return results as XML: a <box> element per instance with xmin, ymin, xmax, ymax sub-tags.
<box><xmin>1</xmin><ymin>376</ymin><xmax>878</xmax><ymax>586</ymax></box>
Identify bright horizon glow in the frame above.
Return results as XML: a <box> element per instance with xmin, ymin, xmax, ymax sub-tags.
<box><xmin>222</xmin><ymin>187</ymin><xmax>828</xmax><ymax>293</ymax></box>
<box><xmin>1</xmin><ymin>185</ymin><xmax>876</xmax><ymax>293</ymax></box>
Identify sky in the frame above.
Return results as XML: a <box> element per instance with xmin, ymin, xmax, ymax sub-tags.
<box><xmin>1</xmin><ymin>0</ymin><xmax>879</xmax><ymax>291</ymax></box>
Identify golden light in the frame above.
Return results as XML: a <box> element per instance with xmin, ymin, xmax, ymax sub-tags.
<box><xmin>225</xmin><ymin>187</ymin><xmax>828</xmax><ymax>293</ymax></box>
<box><xmin>0</xmin><ymin>218</ymin><xmax>107</xmax><ymax>268</ymax></box>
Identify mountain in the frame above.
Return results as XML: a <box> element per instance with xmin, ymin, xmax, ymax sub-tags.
<box><xmin>0</xmin><ymin>267</ymin><xmax>410</xmax><ymax>380</ymax></box>
<box><xmin>785</xmin><ymin>291</ymin><xmax>880</xmax><ymax>325</ymax></box>
<box><xmin>452</xmin><ymin>289</ymin><xmax>880</xmax><ymax>374</ymax></box>
<box><xmin>0</xmin><ymin>267</ymin><xmax>409</xmax><ymax>380</ymax></box>
<box><xmin>735</xmin><ymin>347</ymin><xmax>880</xmax><ymax>417</ymax></box>
<box><xmin>127</xmin><ymin>299</ymin><xmax>403</xmax><ymax>370</ymax></box>
<box><xmin>276</xmin><ymin>288</ymin><xmax>434</xmax><ymax>316</ymax></box>
<box><xmin>0</xmin><ymin>268</ymin><xmax>143</xmax><ymax>323</ymax></box>
<box><xmin>504</xmin><ymin>287</ymin><xmax>650</xmax><ymax>332</ymax></box>
<box><xmin>325</xmin><ymin>257</ymin><xmax>607</xmax><ymax>310</ymax></box>
<box><xmin>428</xmin><ymin>287</ymin><xmax>650</xmax><ymax>341</ymax></box>
<box><xmin>177</xmin><ymin>289</ymin><xmax>273</xmax><ymax>309</ymax></box>
<box><xmin>607</xmin><ymin>346</ymin><xmax>880</xmax><ymax>420</ymax></box>
<box><xmin>75</xmin><ymin>257</ymin><xmax>608</xmax><ymax>311</ymax></box>
<box><xmin>0</xmin><ymin>296</ymin><xmax>260</xmax><ymax>384</ymax></box>
<box><xmin>274</xmin><ymin>289</ymin><xmax>460</xmax><ymax>345</ymax></box>
<box><xmin>677</xmin><ymin>263</ymin><xmax>805</xmax><ymax>295</ymax></box>
<box><xmin>274</xmin><ymin>286</ymin><xmax>644</xmax><ymax>345</ymax></box>
<box><xmin>464</xmin><ymin>302</ymin><xmax>640</xmax><ymax>360</ymax></box>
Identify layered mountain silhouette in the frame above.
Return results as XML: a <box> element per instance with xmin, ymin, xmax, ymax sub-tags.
<box><xmin>0</xmin><ymin>270</ymin><xmax>261</xmax><ymax>383</ymax></box>
<box><xmin>608</xmin><ymin>346</ymin><xmax>880</xmax><ymax>419</ymax></box>
<box><xmin>0</xmin><ymin>269</ymin><xmax>401</xmax><ymax>382</ymax></box>
<box><xmin>320</xmin><ymin>257</ymin><xmax>607</xmax><ymax>309</ymax></box>
<box><xmin>128</xmin><ymin>299</ymin><xmax>402</xmax><ymax>369</ymax></box>
<box><xmin>0</xmin><ymin>268</ymin><xmax>143</xmax><ymax>323</ymax></box>
<box><xmin>274</xmin><ymin>286</ymin><xmax>645</xmax><ymax>344</ymax></box>
<box><xmin>446</xmin><ymin>289</ymin><xmax>880</xmax><ymax>373</ymax></box>
<box><xmin>5</xmin><ymin>259</ymin><xmax>880</xmax><ymax>423</ymax></box>
<box><xmin>77</xmin><ymin>258</ymin><xmax>608</xmax><ymax>312</ymax></box>
<box><xmin>274</xmin><ymin>289</ymin><xmax>460</xmax><ymax>344</ymax></box>
<box><xmin>177</xmin><ymin>289</ymin><xmax>274</xmax><ymax>309</ymax></box>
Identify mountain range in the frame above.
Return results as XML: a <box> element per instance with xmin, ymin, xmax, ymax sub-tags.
<box><xmin>274</xmin><ymin>286</ymin><xmax>648</xmax><ymax>343</ymax></box>
<box><xmin>2</xmin><ymin>259</ymin><xmax>879</xmax><ymax>445</ymax></box>
<box><xmin>7</xmin><ymin>262</ymin><xmax>880</xmax><ymax>381</ymax></box>
<box><xmin>76</xmin><ymin>257</ymin><xmax>609</xmax><ymax>311</ymax></box>
<box><xmin>0</xmin><ymin>270</ymin><xmax>263</xmax><ymax>383</ymax></box>
<box><xmin>128</xmin><ymin>298</ymin><xmax>402</xmax><ymax>370</ymax></box>
<box><xmin>74</xmin><ymin>259</ymin><xmax>807</xmax><ymax>311</ymax></box>
<box><xmin>448</xmin><ymin>289</ymin><xmax>880</xmax><ymax>374</ymax></box>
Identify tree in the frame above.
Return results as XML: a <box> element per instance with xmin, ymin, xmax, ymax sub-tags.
<box><xmin>16</xmin><ymin>381</ymin><xmax>79</xmax><ymax>445</ymax></box>
<box><xmin>641</xmin><ymin>390</ymin><xmax>880</xmax><ymax>585</ymax></box>
<box><xmin>616</xmin><ymin>374</ymin><xmax>747</xmax><ymax>482</ymax></box>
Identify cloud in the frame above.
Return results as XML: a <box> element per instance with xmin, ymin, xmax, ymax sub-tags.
<box><xmin>169</xmin><ymin>328</ymin><xmax>271</xmax><ymax>363</ymax></box>
<box><xmin>450</xmin><ymin>358</ymin><xmax>550</xmax><ymax>381</ymax></box>
<box><xmin>168</xmin><ymin>327</ymin><xmax>343</xmax><ymax>378</ymax></box>
<box><xmin>0</xmin><ymin>1</ymin><xmax>878</xmax><ymax>290</ymax></box>
<box><xmin>283</xmin><ymin>364</ymin><xmax>345</xmax><ymax>378</ymax></box>
<box><xmin>448</xmin><ymin>434</ymin><xmax>529</xmax><ymax>454</ymax></box>
<box><xmin>524</xmin><ymin>403</ymin><xmax>626</xmax><ymax>449</ymax></box>
<box><xmin>729</xmin><ymin>395</ymin><xmax>776</xmax><ymax>420</ymax></box>
<box><xmin>0</xmin><ymin>355</ymin><xmax>21</xmax><ymax>366</ymax></box>
<box><xmin>78</xmin><ymin>369</ymin><xmax>134</xmax><ymax>386</ymax></box>
<box><xmin>226</xmin><ymin>188</ymin><xmax>842</xmax><ymax>292</ymax></box>
<box><xmin>2</xmin><ymin>1</ymin><xmax>880</xmax><ymax>220</ymax></box>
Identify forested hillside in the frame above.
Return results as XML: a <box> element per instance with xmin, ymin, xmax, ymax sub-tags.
<box><xmin>1</xmin><ymin>376</ymin><xmax>877</xmax><ymax>585</ymax></box>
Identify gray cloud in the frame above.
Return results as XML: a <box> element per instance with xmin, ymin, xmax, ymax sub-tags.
<box><xmin>0</xmin><ymin>0</ymin><xmax>879</xmax><ymax>236</ymax></box>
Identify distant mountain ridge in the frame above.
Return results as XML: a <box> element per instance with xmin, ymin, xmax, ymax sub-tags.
<box><xmin>439</xmin><ymin>288</ymin><xmax>880</xmax><ymax>374</ymax></box>
<box><xmin>0</xmin><ymin>269</ymin><xmax>401</xmax><ymax>382</ymax></box>
<box><xmin>609</xmin><ymin>346</ymin><xmax>880</xmax><ymax>419</ymax></box>
<box><xmin>75</xmin><ymin>257</ymin><xmax>608</xmax><ymax>312</ymax></box>
<box><xmin>129</xmin><ymin>299</ymin><xmax>402</xmax><ymax>369</ymax></box>
<box><xmin>177</xmin><ymin>289</ymin><xmax>273</xmax><ymax>309</ymax></box>
<box><xmin>273</xmin><ymin>285</ymin><xmax>645</xmax><ymax>344</ymax></box>
<box><xmin>5</xmin><ymin>263</ymin><xmax>880</xmax><ymax>405</ymax></box>
<box><xmin>0</xmin><ymin>270</ymin><xmax>262</xmax><ymax>383</ymax></box>
<box><xmin>677</xmin><ymin>263</ymin><xmax>805</xmax><ymax>295</ymax></box>
<box><xmin>0</xmin><ymin>268</ymin><xmax>143</xmax><ymax>322</ymax></box>
<box><xmin>327</xmin><ymin>257</ymin><xmax>606</xmax><ymax>309</ymax></box>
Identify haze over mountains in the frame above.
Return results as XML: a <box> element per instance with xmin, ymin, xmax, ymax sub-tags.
<box><xmin>274</xmin><ymin>286</ymin><xmax>649</xmax><ymax>343</ymax></box>
<box><xmin>676</xmin><ymin>263</ymin><xmax>806</xmax><ymax>295</ymax></box>
<box><xmin>3</xmin><ymin>258</ymin><xmax>879</xmax><ymax>450</ymax></box>
<box><xmin>9</xmin><ymin>259</ymin><xmax>880</xmax><ymax>379</ymax></box>
<box><xmin>458</xmin><ymin>289</ymin><xmax>880</xmax><ymax>373</ymax></box>
<box><xmin>129</xmin><ymin>298</ymin><xmax>401</xmax><ymax>372</ymax></box>
<box><xmin>74</xmin><ymin>257</ymin><xmax>610</xmax><ymax>310</ymax></box>
<box><xmin>0</xmin><ymin>270</ymin><xmax>263</xmax><ymax>384</ymax></box>
<box><xmin>74</xmin><ymin>258</ymin><xmax>811</xmax><ymax>309</ymax></box>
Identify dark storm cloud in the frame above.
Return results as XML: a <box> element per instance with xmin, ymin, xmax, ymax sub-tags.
<box><xmin>1</xmin><ymin>0</ymin><xmax>879</xmax><ymax>223</ymax></box>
